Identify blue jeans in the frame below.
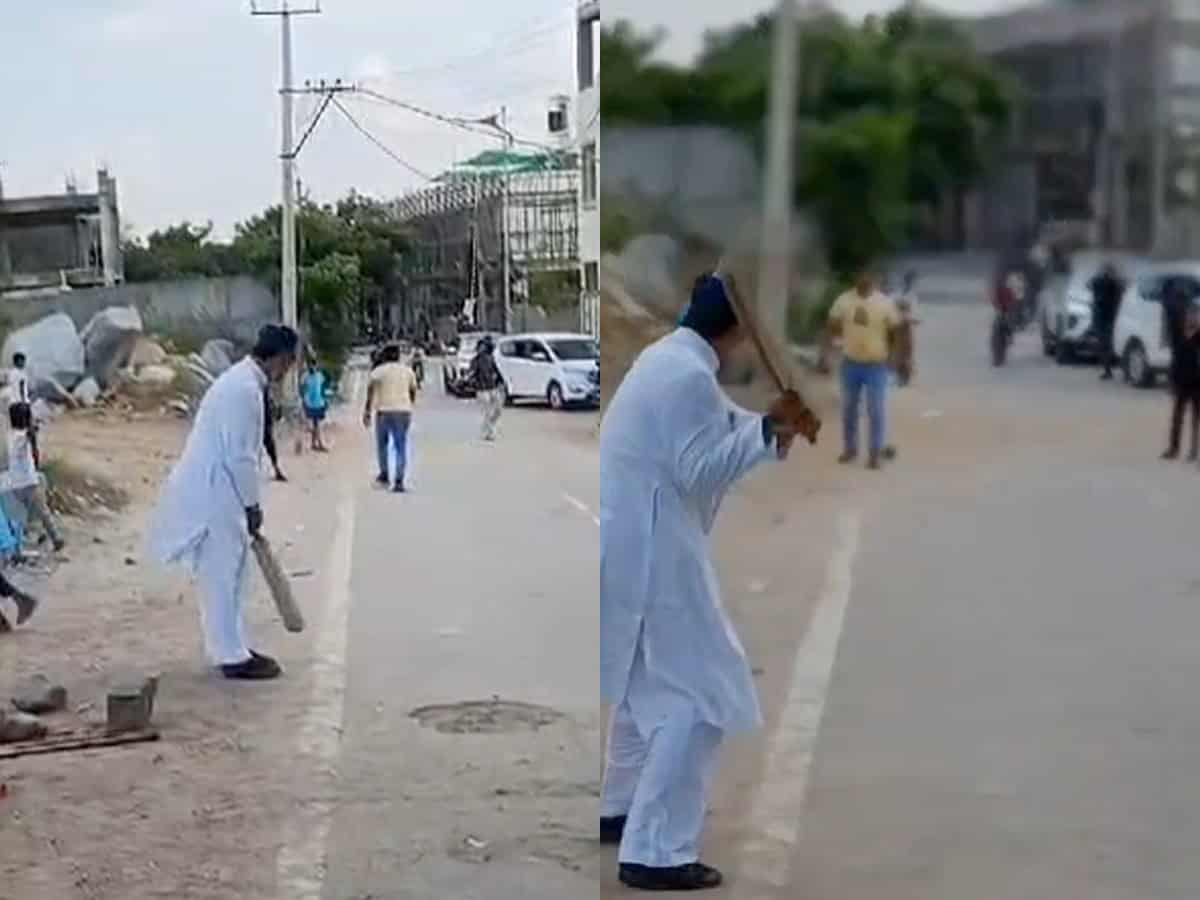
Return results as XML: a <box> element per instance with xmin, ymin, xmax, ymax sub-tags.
<box><xmin>375</xmin><ymin>411</ymin><xmax>412</xmax><ymax>485</ymax></box>
<box><xmin>841</xmin><ymin>359</ymin><xmax>888</xmax><ymax>456</ymax></box>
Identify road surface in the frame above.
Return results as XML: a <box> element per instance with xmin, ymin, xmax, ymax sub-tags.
<box><xmin>300</xmin><ymin>367</ymin><xmax>602</xmax><ymax>900</ymax></box>
<box><xmin>601</xmin><ymin>301</ymin><xmax>1200</xmax><ymax>898</ymax></box>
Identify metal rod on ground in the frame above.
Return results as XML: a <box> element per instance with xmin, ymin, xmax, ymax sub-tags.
<box><xmin>757</xmin><ymin>0</ymin><xmax>801</xmax><ymax>344</ymax></box>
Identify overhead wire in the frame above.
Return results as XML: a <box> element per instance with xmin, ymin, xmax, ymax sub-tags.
<box><xmin>377</xmin><ymin>3</ymin><xmax>574</xmax><ymax>81</ymax></box>
<box><xmin>330</xmin><ymin>97</ymin><xmax>434</xmax><ymax>182</ymax></box>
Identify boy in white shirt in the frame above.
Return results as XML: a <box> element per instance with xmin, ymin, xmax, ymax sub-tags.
<box><xmin>7</xmin><ymin>403</ymin><xmax>63</xmax><ymax>552</ymax></box>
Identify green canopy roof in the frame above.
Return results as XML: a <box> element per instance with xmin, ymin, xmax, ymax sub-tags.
<box><xmin>435</xmin><ymin>149</ymin><xmax>574</xmax><ymax>182</ymax></box>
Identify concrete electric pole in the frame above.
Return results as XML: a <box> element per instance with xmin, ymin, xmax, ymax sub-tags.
<box><xmin>251</xmin><ymin>0</ymin><xmax>321</xmax><ymax>332</ymax></box>
<box><xmin>757</xmin><ymin>0</ymin><xmax>800</xmax><ymax>343</ymax></box>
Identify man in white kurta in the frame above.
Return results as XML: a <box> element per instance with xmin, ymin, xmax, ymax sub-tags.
<box><xmin>147</xmin><ymin>325</ymin><xmax>298</xmax><ymax>680</ymax></box>
<box><xmin>601</xmin><ymin>273</ymin><xmax>814</xmax><ymax>891</ymax></box>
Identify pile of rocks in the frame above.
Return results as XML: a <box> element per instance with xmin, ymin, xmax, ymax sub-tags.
<box><xmin>0</xmin><ymin>675</ymin><xmax>66</xmax><ymax>743</ymax></box>
<box><xmin>1</xmin><ymin>308</ymin><xmax>240</xmax><ymax>418</ymax></box>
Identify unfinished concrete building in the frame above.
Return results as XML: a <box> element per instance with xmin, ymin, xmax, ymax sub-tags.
<box><xmin>967</xmin><ymin>0</ymin><xmax>1200</xmax><ymax>254</ymax></box>
<box><xmin>0</xmin><ymin>169</ymin><xmax>124</xmax><ymax>294</ymax></box>
<box><xmin>391</xmin><ymin>149</ymin><xmax>579</xmax><ymax>337</ymax></box>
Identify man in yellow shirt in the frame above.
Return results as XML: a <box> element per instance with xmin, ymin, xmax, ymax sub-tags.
<box><xmin>827</xmin><ymin>272</ymin><xmax>900</xmax><ymax>469</ymax></box>
<box><xmin>363</xmin><ymin>344</ymin><xmax>418</xmax><ymax>492</ymax></box>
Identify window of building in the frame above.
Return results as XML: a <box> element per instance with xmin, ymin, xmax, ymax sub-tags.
<box><xmin>578</xmin><ymin>18</ymin><xmax>596</xmax><ymax>90</ymax></box>
<box><xmin>584</xmin><ymin>261</ymin><xmax>599</xmax><ymax>293</ymax></box>
<box><xmin>1172</xmin><ymin>44</ymin><xmax>1200</xmax><ymax>88</ymax></box>
<box><xmin>1174</xmin><ymin>0</ymin><xmax>1200</xmax><ymax>22</ymax></box>
<box><xmin>581</xmin><ymin>142</ymin><xmax>598</xmax><ymax>206</ymax></box>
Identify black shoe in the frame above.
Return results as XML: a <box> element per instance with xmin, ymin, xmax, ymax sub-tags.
<box><xmin>392</xmin><ymin>483</ymin><xmax>406</xmax><ymax>493</ymax></box>
<box><xmin>838</xmin><ymin>451</ymin><xmax>856</xmax><ymax>464</ymax></box>
<box><xmin>13</xmin><ymin>591</ymin><xmax>37</xmax><ymax>625</ymax></box>
<box><xmin>600</xmin><ymin>815</ymin><xmax>626</xmax><ymax>845</ymax></box>
<box><xmin>1162</xmin><ymin>448</ymin><xmax>1179</xmax><ymax>460</ymax></box>
<box><xmin>1101</xmin><ymin>370</ymin><xmax>1114</xmax><ymax>381</ymax></box>
<box><xmin>867</xmin><ymin>453</ymin><xmax>881</xmax><ymax>470</ymax></box>
<box><xmin>375</xmin><ymin>474</ymin><xmax>389</xmax><ymax>486</ymax></box>
<box><xmin>618</xmin><ymin>862</ymin><xmax>723</xmax><ymax>891</ymax></box>
<box><xmin>221</xmin><ymin>652</ymin><xmax>282</xmax><ymax>680</ymax></box>
<box><xmin>881</xmin><ymin>445</ymin><xmax>897</xmax><ymax>461</ymax></box>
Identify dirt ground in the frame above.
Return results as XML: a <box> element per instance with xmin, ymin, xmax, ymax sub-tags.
<box><xmin>0</xmin><ymin>409</ymin><xmax>353</xmax><ymax>900</ymax></box>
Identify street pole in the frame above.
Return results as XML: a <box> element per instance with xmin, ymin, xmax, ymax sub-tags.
<box><xmin>757</xmin><ymin>0</ymin><xmax>800</xmax><ymax>342</ymax></box>
<box><xmin>501</xmin><ymin>105</ymin><xmax>513</xmax><ymax>334</ymax></box>
<box><xmin>251</xmin><ymin>1</ymin><xmax>321</xmax><ymax>329</ymax></box>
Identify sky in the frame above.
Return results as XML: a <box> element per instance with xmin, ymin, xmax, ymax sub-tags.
<box><xmin>606</xmin><ymin>0</ymin><xmax>1033</xmax><ymax>63</ymax></box>
<box><xmin>0</xmin><ymin>0</ymin><xmax>578</xmax><ymax>238</ymax></box>
<box><xmin>0</xmin><ymin>1</ymin><xmax>1032</xmax><ymax>239</ymax></box>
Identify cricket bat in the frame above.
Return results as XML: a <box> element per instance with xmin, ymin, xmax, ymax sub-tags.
<box><xmin>251</xmin><ymin>534</ymin><xmax>305</xmax><ymax>633</ymax></box>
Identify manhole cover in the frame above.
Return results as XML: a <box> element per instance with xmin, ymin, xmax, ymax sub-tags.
<box><xmin>410</xmin><ymin>700</ymin><xmax>565</xmax><ymax>734</ymax></box>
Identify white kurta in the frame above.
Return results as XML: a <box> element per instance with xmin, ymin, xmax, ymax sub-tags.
<box><xmin>147</xmin><ymin>357</ymin><xmax>265</xmax><ymax>666</ymax></box>
<box><xmin>600</xmin><ymin>327</ymin><xmax>777</xmax><ymax>736</ymax></box>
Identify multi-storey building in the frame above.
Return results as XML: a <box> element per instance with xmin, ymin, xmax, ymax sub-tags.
<box><xmin>966</xmin><ymin>0</ymin><xmax>1200</xmax><ymax>254</ymax></box>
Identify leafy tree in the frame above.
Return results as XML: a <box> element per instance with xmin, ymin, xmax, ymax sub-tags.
<box><xmin>602</xmin><ymin>12</ymin><xmax>1015</xmax><ymax>280</ymax></box>
<box><xmin>124</xmin><ymin>191</ymin><xmax>413</xmax><ymax>373</ymax></box>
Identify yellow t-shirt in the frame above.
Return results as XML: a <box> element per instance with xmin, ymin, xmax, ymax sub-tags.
<box><xmin>829</xmin><ymin>290</ymin><xmax>900</xmax><ymax>364</ymax></box>
<box><xmin>369</xmin><ymin>362</ymin><xmax>417</xmax><ymax>413</ymax></box>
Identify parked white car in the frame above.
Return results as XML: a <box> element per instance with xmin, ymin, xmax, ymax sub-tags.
<box><xmin>1113</xmin><ymin>263</ymin><xmax>1200</xmax><ymax>388</ymax></box>
<box><xmin>494</xmin><ymin>332</ymin><xmax>600</xmax><ymax>409</ymax></box>
<box><xmin>1041</xmin><ymin>252</ymin><xmax>1146</xmax><ymax>364</ymax></box>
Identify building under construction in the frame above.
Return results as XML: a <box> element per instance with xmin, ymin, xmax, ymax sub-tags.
<box><xmin>966</xmin><ymin>0</ymin><xmax>1200</xmax><ymax>255</ymax></box>
<box><xmin>391</xmin><ymin>149</ymin><xmax>579</xmax><ymax>337</ymax></box>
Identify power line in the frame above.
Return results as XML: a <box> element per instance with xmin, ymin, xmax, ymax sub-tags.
<box><xmin>330</xmin><ymin>97</ymin><xmax>434</xmax><ymax>182</ymax></box>
<box><xmin>355</xmin><ymin>88</ymin><xmax>573</xmax><ymax>158</ymax></box>
<box><xmin>375</xmin><ymin>4</ymin><xmax>573</xmax><ymax>80</ymax></box>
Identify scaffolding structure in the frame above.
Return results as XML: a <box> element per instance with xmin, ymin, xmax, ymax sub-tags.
<box><xmin>392</xmin><ymin>149</ymin><xmax>579</xmax><ymax>336</ymax></box>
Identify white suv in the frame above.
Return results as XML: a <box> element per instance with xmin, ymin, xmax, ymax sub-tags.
<box><xmin>495</xmin><ymin>332</ymin><xmax>600</xmax><ymax>409</ymax></box>
<box><xmin>1113</xmin><ymin>263</ymin><xmax>1200</xmax><ymax>388</ymax></box>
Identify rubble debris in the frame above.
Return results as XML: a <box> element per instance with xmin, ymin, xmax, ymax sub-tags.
<box><xmin>12</xmin><ymin>675</ymin><xmax>68</xmax><ymax>715</ymax></box>
<box><xmin>201</xmin><ymin>339</ymin><xmax>236</xmax><ymax>376</ymax></box>
<box><xmin>71</xmin><ymin>377</ymin><xmax>101</xmax><ymax>408</ymax></box>
<box><xmin>80</xmin><ymin>306</ymin><xmax>144</xmax><ymax>386</ymax></box>
<box><xmin>0</xmin><ymin>710</ymin><xmax>48</xmax><ymax>744</ymax></box>
<box><xmin>2</xmin><ymin>313</ymin><xmax>85</xmax><ymax>390</ymax></box>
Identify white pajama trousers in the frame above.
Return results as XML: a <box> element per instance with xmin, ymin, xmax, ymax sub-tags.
<box><xmin>194</xmin><ymin>526</ymin><xmax>253</xmax><ymax>666</ymax></box>
<box><xmin>601</xmin><ymin>698</ymin><xmax>723</xmax><ymax>868</ymax></box>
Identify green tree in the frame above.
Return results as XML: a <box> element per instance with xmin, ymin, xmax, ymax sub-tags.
<box><xmin>300</xmin><ymin>252</ymin><xmax>361</xmax><ymax>381</ymax></box>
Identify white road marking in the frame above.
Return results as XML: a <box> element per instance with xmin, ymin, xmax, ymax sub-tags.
<box><xmin>273</xmin><ymin>371</ymin><xmax>363</xmax><ymax>899</ymax></box>
<box><xmin>739</xmin><ymin>508</ymin><xmax>862</xmax><ymax>889</ymax></box>
<box><xmin>562</xmin><ymin>492</ymin><xmax>601</xmax><ymax>526</ymax></box>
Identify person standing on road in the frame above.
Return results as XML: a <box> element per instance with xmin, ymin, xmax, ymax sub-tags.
<box><xmin>1090</xmin><ymin>261</ymin><xmax>1127</xmax><ymax>380</ymax></box>
<box><xmin>1160</xmin><ymin>277</ymin><xmax>1200</xmax><ymax>460</ymax></box>
<box><xmin>363</xmin><ymin>344</ymin><xmax>417</xmax><ymax>492</ymax></box>
<box><xmin>828</xmin><ymin>272</ymin><xmax>900</xmax><ymax>469</ymax></box>
<box><xmin>147</xmin><ymin>324</ymin><xmax>298</xmax><ymax>681</ymax></box>
<box><xmin>6</xmin><ymin>402</ymin><xmax>64</xmax><ymax>553</ymax></box>
<box><xmin>470</xmin><ymin>336</ymin><xmax>503</xmax><ymax>442</ymax></box>
<box><xmin>600</xmin><ymin>272</ymin><xmax>818</xmax><ymax>892</ymax></box>
<box><xmin>300</xmin><ymin>361</ymin><xmax>330</xmax><ymax>452</ymax></box>
<box><xmin>892</xmin><ymin>269</ymin><xmax>919</xmax><ymax>387</ymax></box>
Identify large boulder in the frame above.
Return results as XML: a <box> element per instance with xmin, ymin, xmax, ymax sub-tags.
<box><xmin>615</xmin><ymin>234</ymin><xmax>685</xmax><ymax>320</ymax></box>
<box><xmin>128</xmin><ymin>337</ymin><xmax>167</xmax><ymax>369</ymax></box>
<box><xmin>201</xmin><ymin>339</ymin><xmax>235</xmax><ymax>376</ymax></box>
<box><xmin>71</xmin><ymin>377</ymin><xmax>101</xmax><ymax>407</ymax></box>
<box><xmin>1</xmin><ymin>314</ymin><xmax>85</xmax><ymax>389</ymax></box>
<box><xmin>80</xmin><ymin>306</ymin><xmax>144</xmax><ymax>387</ymax></box>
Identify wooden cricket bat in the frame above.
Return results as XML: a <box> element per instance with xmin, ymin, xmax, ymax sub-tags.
<box><xmin>251</xmin><ymin>534</ymin><xmax>305</xmax><ymax>633</ymax></box>
<box><xmin>714</xmin><ymin>266</ymin><xmax>795</xmax><ymax>394</ymax></box>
